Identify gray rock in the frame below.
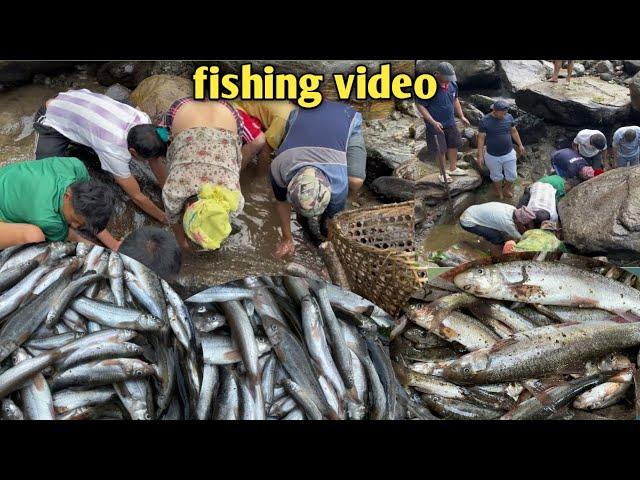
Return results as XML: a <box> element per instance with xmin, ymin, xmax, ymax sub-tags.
<box><xmin>559</xmin><ymin>166</ymin><xmax>640</xmax><ymax>254</ymax></box>
<box><xmin>630</xmin><ymin>72</ymin><xmax>640</xmax><ymax>113</ymax></box>
<box><xmin>595</xmin><ymin>60</ymin><xmax>614</xmax><ymax>74</ymax></box>
<box><xmin>515</xmin><ymin>77</ymin><xmax>631</xmax><ymax>125</ymax></box>
<box><xmin>514</xmin><ymin>113</ymin><xmax>548</xmax><ymax>145</ymax></box>
<box><xmin>363</xmin><ymin>114</ymin><xmax>420</xmax><ymax>171</ymax></box>
<box><xmin>497</xmin><ymin>60</ymin><xmax>547</xmax><ymax>92</ymax></box>
<box><xmin>414</xmin><ymin>169</ymin><xmax>483</xmax><ymax>200</ymax></box>
<box><xmin>104</xmin><ymin>84</ymin><xmax>132</xmax><ymax>105</ymax></box>
<box><xmin>97</xmin><ymin>61</ymin><xmax>155</xmax><ymax>88</ymax></box>
<box><xmin>463</xmin><ymin>128</ymin><xmax>477</xmax><ymax>148</ymax></box>
<box><xmin>370</xmin><ymin>176</ymin><xmax>416</xmax><ymax>202</ymax></box>
<box><xmin>600</xmin><ymin>73</ymin><xmax>613</xmax><ymax>82</ymax></box>
<box><xmin>396</xmin><ymin>99</ymin><xmax>420</xmax><ymax>118</ymax></box>
<box><xmin>623</xmin><ymin>60</ymin><xmax>640</xmax><ymax>75</ymax></box>
<box><xmin>415</xmin><ymin>60</ymin><xmax>500</xmax><ymax>89</ymax></box>
<box><xmin>460</xmin><ymin>101</ymin><xmax>484</xmax><ymax>126</ymax></box>
<box><xmin>573</xmin><ymin>63</ymin><xmax>586</xmax><ymax>77</ymax></box>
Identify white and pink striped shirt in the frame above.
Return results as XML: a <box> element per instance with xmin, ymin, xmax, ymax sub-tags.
<box><xmin>41</xmin><ymin>89</ymin><xmax>151</xmax><ymax>178</ymax></box>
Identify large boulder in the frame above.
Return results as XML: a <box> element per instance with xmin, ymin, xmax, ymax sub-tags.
<box><xmin>130</xmin><ymin>74</ymin><xmax>194</xmax><ymax>124</ymax></box>
<box><xmin>514</xmin><ymin>113</ymin><xmax>547</xmax><ymax>145</ymax></box>
<box><xmin>558</xmin><ymin>167</ymin><xmax>640</xmax><ymax>254</ymax></box>
<box><xmin>362</xmin><ymin>114</ymin><xmax>422</xmax><ymax>173</ymax></box>
<box><xmin>415</xmin><ymin>60</ymin><xmax>500</xmax><ymax>89</ymax></box>
<box><xmin>0</xmin><ymin>61</ymin><xmax>77</xmax><ymax>87</ymax></box>
<box><xmin>415</xmin><ymin>169</ymin><xmax>483</xmax><ymax>203</ymax></box>
<box><xmin>630</xmin><ymin>72</ymin><xmax>640</xmax><ymax>113</ymax></box>
<box><xmin>497</xmin><ymin>60</ymin><xmax>547</xmax><ymax>93</ymax></box>
<box><xmin>97</xmin><ymin>61</ymin><xmax>155</xmax><ymax>88</ymax></box>
<box><xmin>623</xmin><ymin>61</ymin><xmax>640</xmax><ymax>76</ymax></box>
<box><xmin>103</xmin><ymin>84</ymin><xmax>132</xmax><ymax>105</ymax></box>
<box><xmin>515</xmin><ymin>77</ymin><xmax>632</xmax><ymax>125</ymax></box>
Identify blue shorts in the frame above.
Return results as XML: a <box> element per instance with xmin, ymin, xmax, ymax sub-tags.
<box><xmin>618</xmin><ymin>153</ymin><xmax>640</xmax><ymax>168</ymax></box>
<box><xmin>485</xmin><ymin>149</ymin><xmax>517</xmax><ymax>182</ymax></box>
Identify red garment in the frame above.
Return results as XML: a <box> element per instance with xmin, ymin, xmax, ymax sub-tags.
<box><xmin>593</xmin><ymin>168</ymin><xmax>605</xmax><ymax>176</ymax></box>
<box><xmin>236</xmin><ymin>109</ymin><xmax>264</xmax><ymax>143</ymax></box>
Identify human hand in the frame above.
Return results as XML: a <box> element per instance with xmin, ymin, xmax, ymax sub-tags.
<box><xmin>275</xmin><ymin>238</ymin><xmax>296</xmax><ymax>259</ymax></box>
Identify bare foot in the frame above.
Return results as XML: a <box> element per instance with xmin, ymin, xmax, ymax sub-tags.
<box><xmin>549</xmin><ymin>78</ymin><xmax>559</xmax><ymax>83</ymax></box>
<box><xmin>504</xmin><ymin>190</ymin><xmax>514</xmax><ymax>199</ymax></box>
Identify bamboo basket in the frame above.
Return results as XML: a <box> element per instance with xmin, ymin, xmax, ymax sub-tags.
<box><xmin>328</xmin><ymin>201</ymin><xmax>428</xmax><ymax>317</ymax></box>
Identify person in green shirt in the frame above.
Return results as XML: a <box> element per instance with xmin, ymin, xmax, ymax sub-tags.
<box><xmin>0</xmin><ymin>157</ymin><xmax>115</xmax><ymax>249</ymax></box>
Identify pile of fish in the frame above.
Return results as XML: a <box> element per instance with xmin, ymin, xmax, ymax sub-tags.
<box><xmin>392</xmin><ymin>257</ymin><xmax>640</xmax><ymax>420</ymax></box>
<box><xmin>183</xmin><ymin>275</ymin><xmax>433</xmax><ymax>420</ymax></box>
<box><xmin>0</xmin><ymin>241</ymin><xmax>424</xmax><ymax>420</ymax></box>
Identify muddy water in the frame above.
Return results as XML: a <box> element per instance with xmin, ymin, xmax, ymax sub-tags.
<box><xmin>0</xmin><ymin>75</ymin><xmax>331</xmax><ymax>293</ymax></box>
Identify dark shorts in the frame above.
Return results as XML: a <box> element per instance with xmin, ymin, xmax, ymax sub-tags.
<box><xmin>459</xmin><ymin>221</ymin><xmax>507</xmax><ymax>245</ymax></box>
<box><xmin>425</xmin><ymin>122</ymin><xmax>462</xmax><ymax>154</ymax></box>
<box><xmin>33</xmin><ymin>105</ymin><xmax>73</xmax><ymax>159</ymax></box>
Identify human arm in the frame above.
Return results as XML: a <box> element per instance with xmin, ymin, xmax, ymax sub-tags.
<box><xmin>114</xmin><ymin>175</ymin><xmax>168</xmax><ymax>224</ymax></box>
<box><xmin>148</xmin><ymin>157</ymin><xmax>168</xmax><ymax>188</ymax></box>
<box><xmin>415</xmin><ymin>103</ymin><xmax>443</xmax><ymax>133</ymax></box>
<box><xmin>454</xmin><ymin>98</ymin><xmax>470</xmax><ymax>127</ymax></box>
<box><xmin>476</xmin><ymin>133</ymin><xmax>486</xmax><ymax>166</ymax></box>
<box><xmin>511</xmin><ymin>127</ymin><xmax>525</xmax><ymax>156</ymax></box>
<box><xmin>171</xmin><ymin>222</ymin><xmax>193</xmax><ymax>253</ymax></box>
<box><xmin>66</xmin><ymin>228</ymin><xmax>95</xmax><ymax>246</ymax></box>
<box><xmin>95</xmin><ymin>229</ymin><xmax>122</xmax><ymax>251</ymax></box>
<box><xmin>274</xmin><ymin>200</ymin><xmax>295</xmax><ymax>259</ymax></box>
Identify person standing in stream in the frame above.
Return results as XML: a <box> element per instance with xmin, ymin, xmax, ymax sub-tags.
<box><xmin>415</xmin><ymin>62</ymin><xmax>471</xmax><ymax>184</ymax></box>
<box><xmin>33</xmin><ymin>88</ymin><xmax>170</xmax><ymax>250</ymax></box>
<box><xmin>476</xmin><ymin>100</ymin><xmax>525</xmax><ymax>199</ymax></box>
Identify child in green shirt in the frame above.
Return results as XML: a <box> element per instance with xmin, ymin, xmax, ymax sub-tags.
<box><xmin>0</xmin><ymin>157</ymin><xmax>115</xmax><ymax>248</ymax></box>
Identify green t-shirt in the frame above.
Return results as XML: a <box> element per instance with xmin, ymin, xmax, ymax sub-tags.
<box><xmin>537</xmin><ymin>175</ymin><xmax>566</xmax><ymax>199</ymax></box>
<box><xmin>0</xmin><ymin>157</ymin><xmax>89</xmax><ymax>241</ymax></box>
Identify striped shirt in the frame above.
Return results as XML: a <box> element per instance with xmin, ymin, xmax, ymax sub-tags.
<box><xmin>41</xmin><ymin>89</ymin><xmax>151</xmax><ymax>178</ymax></box>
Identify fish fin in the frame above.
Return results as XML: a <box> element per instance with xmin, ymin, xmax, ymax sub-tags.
<box><xmin>611</xmin><ymin>311</ymin><xmax>640</xmax><ymax>323</ymax></box>
<box><xmin>489</xmin><ymin>337</ymin><xmax>519</xmax><ymax>353</ymax></box>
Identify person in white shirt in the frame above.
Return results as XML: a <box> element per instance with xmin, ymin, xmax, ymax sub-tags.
<box><xmin>459</xmin><ymin>202</ymin><xmax>548</xmax><ymax>255</ymax></box>
<box><xmin>573</xmin><ymin>129</ymin><xmax>608</xmax><ymax>169</ymax></box>
<box><xmin>33</xmin><ymin>89</ymin><xmax>170</xmax><ymax>250</ymax></box>
<box><xmin>612</xmin><ymin>126</ymin><xmax>640</xmax><ymax>168</ymax></box>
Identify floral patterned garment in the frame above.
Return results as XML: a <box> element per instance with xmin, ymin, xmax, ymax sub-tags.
<box><xmin>162</xmin><ymin>127</ymin><xmax>245</xmax><ymax>225</ymax></box>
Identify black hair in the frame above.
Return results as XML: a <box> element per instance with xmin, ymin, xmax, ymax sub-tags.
<box><xmin>624</xmin><ymin>128</ymin><xmax>637</xmax><ymax>142</ymax></box>
<box><xmin>127</xmin><ymin>124</ymin><xmax>167</xmax><ymax>159</ymax></box>
<box><xmin>590</xmin><ymin>133</ymin><xmax>606</xmax><ymax>151</ymax></box>
<box><xmin>533</xmin><ymin>210</ymin><xmax>551</xmax><ymax>228</ymax></box>
<box><xmin>119</xmin><ymin>226</ymin><xmax>182</xmax><ymax>281</ymax></box>
<box><xmin>69</xmin><ymin>180</ymin><xmax>114</xmax><ymax>234</ymax></box>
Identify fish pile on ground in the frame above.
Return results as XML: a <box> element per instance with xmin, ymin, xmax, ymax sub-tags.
<box><xmin>183</xmin><ymin>276</ymin><xmax>432</xmax><ymax>420</ymax></box>
<box><xmin>392</xmin><ymin>258</ymin><xmax>640</xmax><ymax>420</ymax></box>
<box><xmin>0</xmin><ymin>242</ymin><xmax>423</xmax><ymax>420</ymax></box>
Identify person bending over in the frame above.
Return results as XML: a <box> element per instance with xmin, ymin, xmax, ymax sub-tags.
<box><xmin>119</xmin><ymin>226</ymin><xmax>182</xmax><ymax>281</ymax></box>
<box><xmin>0</xmin><ymin>157</ymin><xmax>113</xmax><ymax>248</ymax></box>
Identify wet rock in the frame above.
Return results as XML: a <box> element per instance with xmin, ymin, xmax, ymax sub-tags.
<box><xmin>464</xmin><ymin>151</ymin><xmax>490</xmax><ymax>179</ymax></box>
<box><xmin>396</xmin><ymin>99</ymin><xmax>419</xmax><ymax>117</ymax></box>
<box><xmin>497</xmin><ymin>60</ymin><xmax>547</xmax><ymax>93</ymax></box>
<box><xmin>460</xmin><ymin>101</ymin><xmax>484</xmax><ymax>126</ymax></box>
<box><xmin>573</xmin><ymin>63</ymin><xmax>586</xmax><ymax>77</ymax></box>
<box><xmin>370</xmin><ymin>176</ymin><xmax>416</xmax><ymax>202</ymax></box>
<box><xmin>415</xmin><ymin>60</ymin><xmax>500</xmax><ymax>89</ymax></box>
<box><xmin>515</xmin><ymin>77</ymin><xmax>632</xmax><ymax>125</ymax></box>
<box><xmin>595</xmin><ymin>60</ymin><xmax>614</xmax><ymax>75</ymax></box>
<box><xmin>451</xmin><ymin>192</ymin><xmax>477</xmax><ymax>218</ymax></box>
<box><xmin>630</xmin><ymin>73</ymin><xmax>640</xmax><ymax>113</ymax></box>
<box><xmin>600</xmin><ymin>73</ymin><xmax>613</xmax><ymax>82</ymax></box>
<box><xmin>623</xmin><ymin>60</ymin><xmax>640</xmax><ymax>76</ymax></box>
<box><xmin>130</xmin><ymin>74</ymin><xmax>194</xmax><ymax>124</ymax></box>
<box><xmin>363</xmin><ymin>114</ymin><xmax>420</xmax><ymax>171</ymax></box>
<box><xmin>559</xmin><ymin>167</ymin><xmax>640</xmax><ymax>254</ymax></box>
<box><xmin>103</xmin><ymin>84</ymin><xmax>132</xmax><ymax>105</ymax></box>
<box><xmin>96</xmin><ymin>61</ymin><xmax>155</xmax><ymax>89</ymax></box>
<box><xmin>0</xmin><ymin>61</ymin><xmax>76</xmax><ymax>87</ymax></box>
<box><xmin>148</xmin><ymin>61</ymin><xmax>196</xmax><ymax>78</ymax></box>
<box><xmin>514</xmin><ymin>113</ymin><xmax>548</xmax><ymax>145</ymax></box>
<box><xmin>393</xmin><ymin>156</ymin><xmax>440</xmax><ymax>181</ymax></box>
<box><xmin>463</xmin><ymin>128</ymin><xmax>477</xmax><ymax>148</ymax></box>
<box><xmin>414</xmin><ymin>169</ymin><xmax>483</xmax><ymax>200</ymax></box>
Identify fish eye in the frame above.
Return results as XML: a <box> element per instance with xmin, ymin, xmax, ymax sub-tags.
<box><xmin>145</xmin><ymin>413</ymin><xmax>153</xmax><ymax>420</ymax></box>
<box><xmin>476</xmin><ymin>269</ymin><xmax>484</xmax><ymax>274</ymax></box>
<box><xmin>135</xmin><ymin>370</ymin><xmax>143</xmax><ymax>376</ymax></box>
<box><xmin>463</xmin><ymin>367</ymin><xmax>470</xmax><ymax>374</ymax></box>
<box><xmin>270</xmin><ymin>324</ymin><xmax>278</xmax><ymax>332</ymax></box>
